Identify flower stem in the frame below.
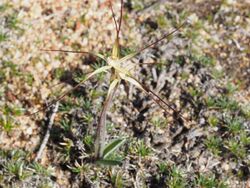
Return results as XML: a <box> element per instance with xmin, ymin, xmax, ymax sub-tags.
<box><xmin>94</xmin><ymin>81</ymin><xmax>118</xmax><ymax>159</ymax></box>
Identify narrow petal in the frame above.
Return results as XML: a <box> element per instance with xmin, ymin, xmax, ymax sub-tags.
<box><xmin>107</xmin><ymin>79</ymin><xmax>120</xmax><ymax>97</ymax></box>
<box><xmin>29</xmin><ymin>65</ymin><xmax>111</xmax><ymax>115</ymax></box>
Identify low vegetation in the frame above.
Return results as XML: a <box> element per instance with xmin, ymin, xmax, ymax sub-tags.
<box><xmin>0</xmin><ymin>0</ymin><xmax>249</xmax><ymax>187</ymax></box>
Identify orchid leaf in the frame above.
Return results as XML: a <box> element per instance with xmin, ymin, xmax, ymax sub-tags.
<box><xmin>103</xmin><ymin>138</ymin><xmax>126</xmax><ymax>159</ymax></box>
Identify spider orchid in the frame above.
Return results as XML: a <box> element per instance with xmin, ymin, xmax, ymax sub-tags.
<box><xmin>38</xmin><ymin>0</ymin><xmax>187</xmax><ymax>159</ymax></box>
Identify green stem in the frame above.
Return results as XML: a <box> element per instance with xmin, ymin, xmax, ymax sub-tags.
<box><xmin>94</xmin><ymin>82</ymin><xmax>118</xmax><ymax>159</ymax></box>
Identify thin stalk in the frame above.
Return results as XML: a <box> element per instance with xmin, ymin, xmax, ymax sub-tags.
<box><xmin>40</xmin><ymin>49</ymin><xmax>107</xmax><ymax>61</ymax></box>
<box><xmin>94</xmin><ymin>80</ymin><xmax>119</xmax><ymax>159</ymax></box>
<box><xmin>138</xmin><ymin>20</ymin><xmax>187</xmax><ymax>54</ymax></box>
<box><xmin>108</xmin><ymin>0</ymin><xmax>119</xmax><ymax>38</ymax></box>
<box><xmin>118</xmin><ymin>0</ymin><xmax>123</xmax><ymax>38</ymax></box>
<box><xmin>131</xmin><ymin>76</ymin><xmax>190</xmax><ymax>122</ymax></box>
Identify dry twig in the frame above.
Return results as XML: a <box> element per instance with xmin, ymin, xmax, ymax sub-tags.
<box><xmin>34</xmin><ymin>102</ymin><xmax>59</xmax><ymax>162</ymax></box>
